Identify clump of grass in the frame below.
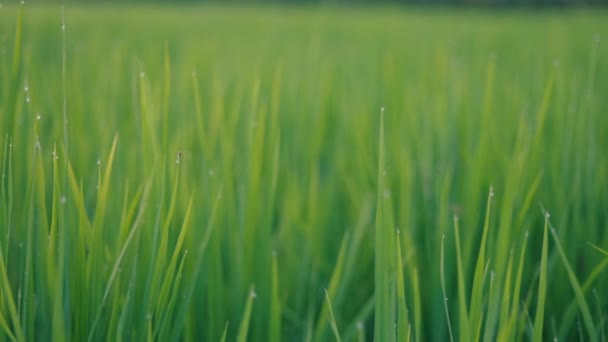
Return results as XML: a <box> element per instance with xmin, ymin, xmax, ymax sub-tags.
<box><xmin>0</xmin><ymin>3</ymin><xmax>607</xmax><ymax>341</ymax></box>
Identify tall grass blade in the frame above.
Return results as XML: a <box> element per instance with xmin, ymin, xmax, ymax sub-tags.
<box><xmin>237</xmin><ymin>285</ymin><xmax>256</xmax><ymax>342</ymax></box>
<box><xmin>533</xmin><ymin>212</ymin><xmax>550</xmax><ymax>342</ymax></box>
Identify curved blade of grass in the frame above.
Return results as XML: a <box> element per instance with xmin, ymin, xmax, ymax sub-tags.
<box><xmin>396</xmin><ymin>230</ymin><xmax>410</xmax><ymax>341</ymax></box>
<box><xmin>313</xmin><ymin>231</ymin><xmax>349</xmax><ymax>341</ymax></box>
<box><xmin>87</xmin><ymin>177</ymin><xmax>153</xmax><ymax>342</ymax></box>
<box><xmin>551</xmin><ymin>225</ymin><xmax>597</xmax><ymax>341</ymax></box>
<box><xmin>168</xmin><ymin>186</ymin><xmax>222</xmax><ymax>341</ymax></box>
<box><xmin>559</xmin><ymin>256</ymin><xmax>608</xmax><ymax>339</ymax></box>
<box><xmin>324</xmin><ymin>289</ymin><xmax>342</xmax><ymax>342</ymax></box>
<box><xmin>219</xmin><ymin>321</ymin><xmax>229</xmax><ymax>342</ymax></box>
<box><xmin>440</xmin><ymin>234</ymin><xmax>454</xmax><ymax>342</ymax></box>
<box><xmin>469</xmin><ymin>187</ymin><xmax>495</xmax><ymax>340</ymax></box>
<box><xmin>0</xmin><ymin>310</ymin><xmax>16</xmax><ymax>341</ymax></box>
<box><xmin>588</xmin><ymin>243</ymin><xmax>608</xmax><ymax>258</ymax></box>
<box><xmin>532</xmin><ymin>213</ymin><xmax>550</xmax><ymax>342</ymax></box>
<box><xmin>504</xmin><ymin>231</ymin><xmax>530</xmax><ymax>341</ymax></box>
<box><xmin>236</xmin><ymin>285</ymin><xmax>256</xmax><ymax>342</ymax></box>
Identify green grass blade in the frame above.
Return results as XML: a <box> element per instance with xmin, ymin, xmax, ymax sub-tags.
<box><xmin>236</xmin><ymin>285</ymin><xmax>256</xmax><ymax>342</ymax></box>
<box><xmin>440</xmin><ymin>234</ymin><xmax>454</xmax><ymax>342</ymax></box>
<box><xmin>270</xmin><ymin>252</ymin><xmax>281</xmax><ymax>342</ymax></box>
<box><xmin>551</xmin><ymin>225</ymin><xmax>598</xmax><ymax>341</ymax></box>
<box><xmin>88</xmin><ymin>177</ymin><xmax>153</xmax><ymax>342</ymax></box>
<box><xmin>452</xmin><ymin>215</ymin><xmax>469</xmax><ymax>342</ymax></box>
<box><xmin>313</xmin><ymin>231</ymin><xmax>349</xmax><ymax>341</ymax></box>
<box><xmin>469</xmin><ymin>187</ymin><xmax>495</xmax><ymax>340</ymax></box>
<box><xmin>324</xmin><ymin>289</ymin><xmax>342</xmax><ymax>342</ymax></box>
<box><xmin>396</xmin><ymin>230</ymin><xmax>410</xmax><ymax>342</ymax></box>
<box><xmin>219</xmin><ymin>321</ymin><xmax>229</xmax><ymax>342</ymax></box>
<box><xmin>374</xmin><ymin>107</ymin><xmax>396</xmax><ymax>342</ymax></box>
<box><xmin>532</xmin><ymin>212</ymin><xmax>550</xmax><ymax>342</ymax></box>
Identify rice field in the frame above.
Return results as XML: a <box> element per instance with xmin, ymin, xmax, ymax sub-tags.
<box><xmin>0</xmin><ymin>3</ymin><xmax>607</xmax><ymax>341</ymax></box>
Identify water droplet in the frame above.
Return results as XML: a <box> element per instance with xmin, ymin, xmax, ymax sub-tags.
<box><xmin>24</xmin><ymin>84</ymin><xmax>29</xmax><ymax>92</ymax></box>
<box><xmin>36</xmin><ymin>115</ymin><xmax>41</xmax><ymax>120</ymax></box>
<box><xmin>26</xmin><ymin>97</ymin><xmax>30</xmax><ymax>103</ymax></box>
<box><xmin>396</xmin><ymin>228</ymin><xmax>401</xmax><ymax>235</ymax></box>
<box><xmin>21</xmin><ymin>0</ymin><xmax>24</xmax><ymax>5</ymax></box>
<box><xmin>208</xmin><ymin>169</ymin><xmax>215</xmax><ymax>176</ymax></box>
<box><xmin>356</xmin><ymin>321</ymin><xmax>363</xmax><ymax>329</ymax></box>
<box><xmin>146</xmin><ymin>313</ymin><xmax>152</xmax><ymax>320</ymax></box>
<box><xmin>61</xmin><ymin>24</ymin><xmax>66</xmax><ymax>31</ymax></box>
<box><xmin>60</xmin><ymin>196</ymin><xmax>66</xmax><ymax>205</ymax></box>
<box><xmin>176</xmin><ymin>151</ymin><xmax>182</xmax><ymax>164</ymax></box>
<box><xmin>444</xmin><ymin>297</ymin><xmax>448</xmax><ymax>302</ymax></box>
<box><xmin>593</xmin><ymin>33</ymin><xmax>600</xmax><ymax>43</ymax></box>
<box><xmin>383</xmin><ymin>189</ymin><xmax>390</xmax><ymax>198</ymax></box>
<box><xmin>140</xmin><ymin>72</ymin><xmax>145</xmax><ymax>78</ymax></box>
<box><xmin>97</xmin><ymin>160</ymin><xmax>101</xmax><ymax>166</ymax></box>
<box><xmin>545</xmin><ymin>212</ymin><xmax>551</xmax><ymax>219</ymax></box>
<box><xmin>250</xmin><ymin>291</ymin><xmax>257</xmax><ymax>299</ymax></box>
<box><xmin>489</xmin><ymin>186</ymin><xmax>495</xmax><ymax>197</ymax></box>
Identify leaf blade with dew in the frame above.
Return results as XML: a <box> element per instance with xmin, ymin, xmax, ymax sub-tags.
<box><xmin>533</xmin><ymin>212</ymin><xmax>550</xmax><ymax>342</ymax></box>
<box><xmin>324</xmin><ymin>289</ymin><xmax>342</xmax><ymax>342</ymax></box>
<box><xmin>551</xmin><ymin>225</ymin><xmax>598</xmax><ymax>341</ymax></box>
<box><xmin>236</xmin><ymin>285</ymin><xmax>256</xmax><ymax>342</ymax></box>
